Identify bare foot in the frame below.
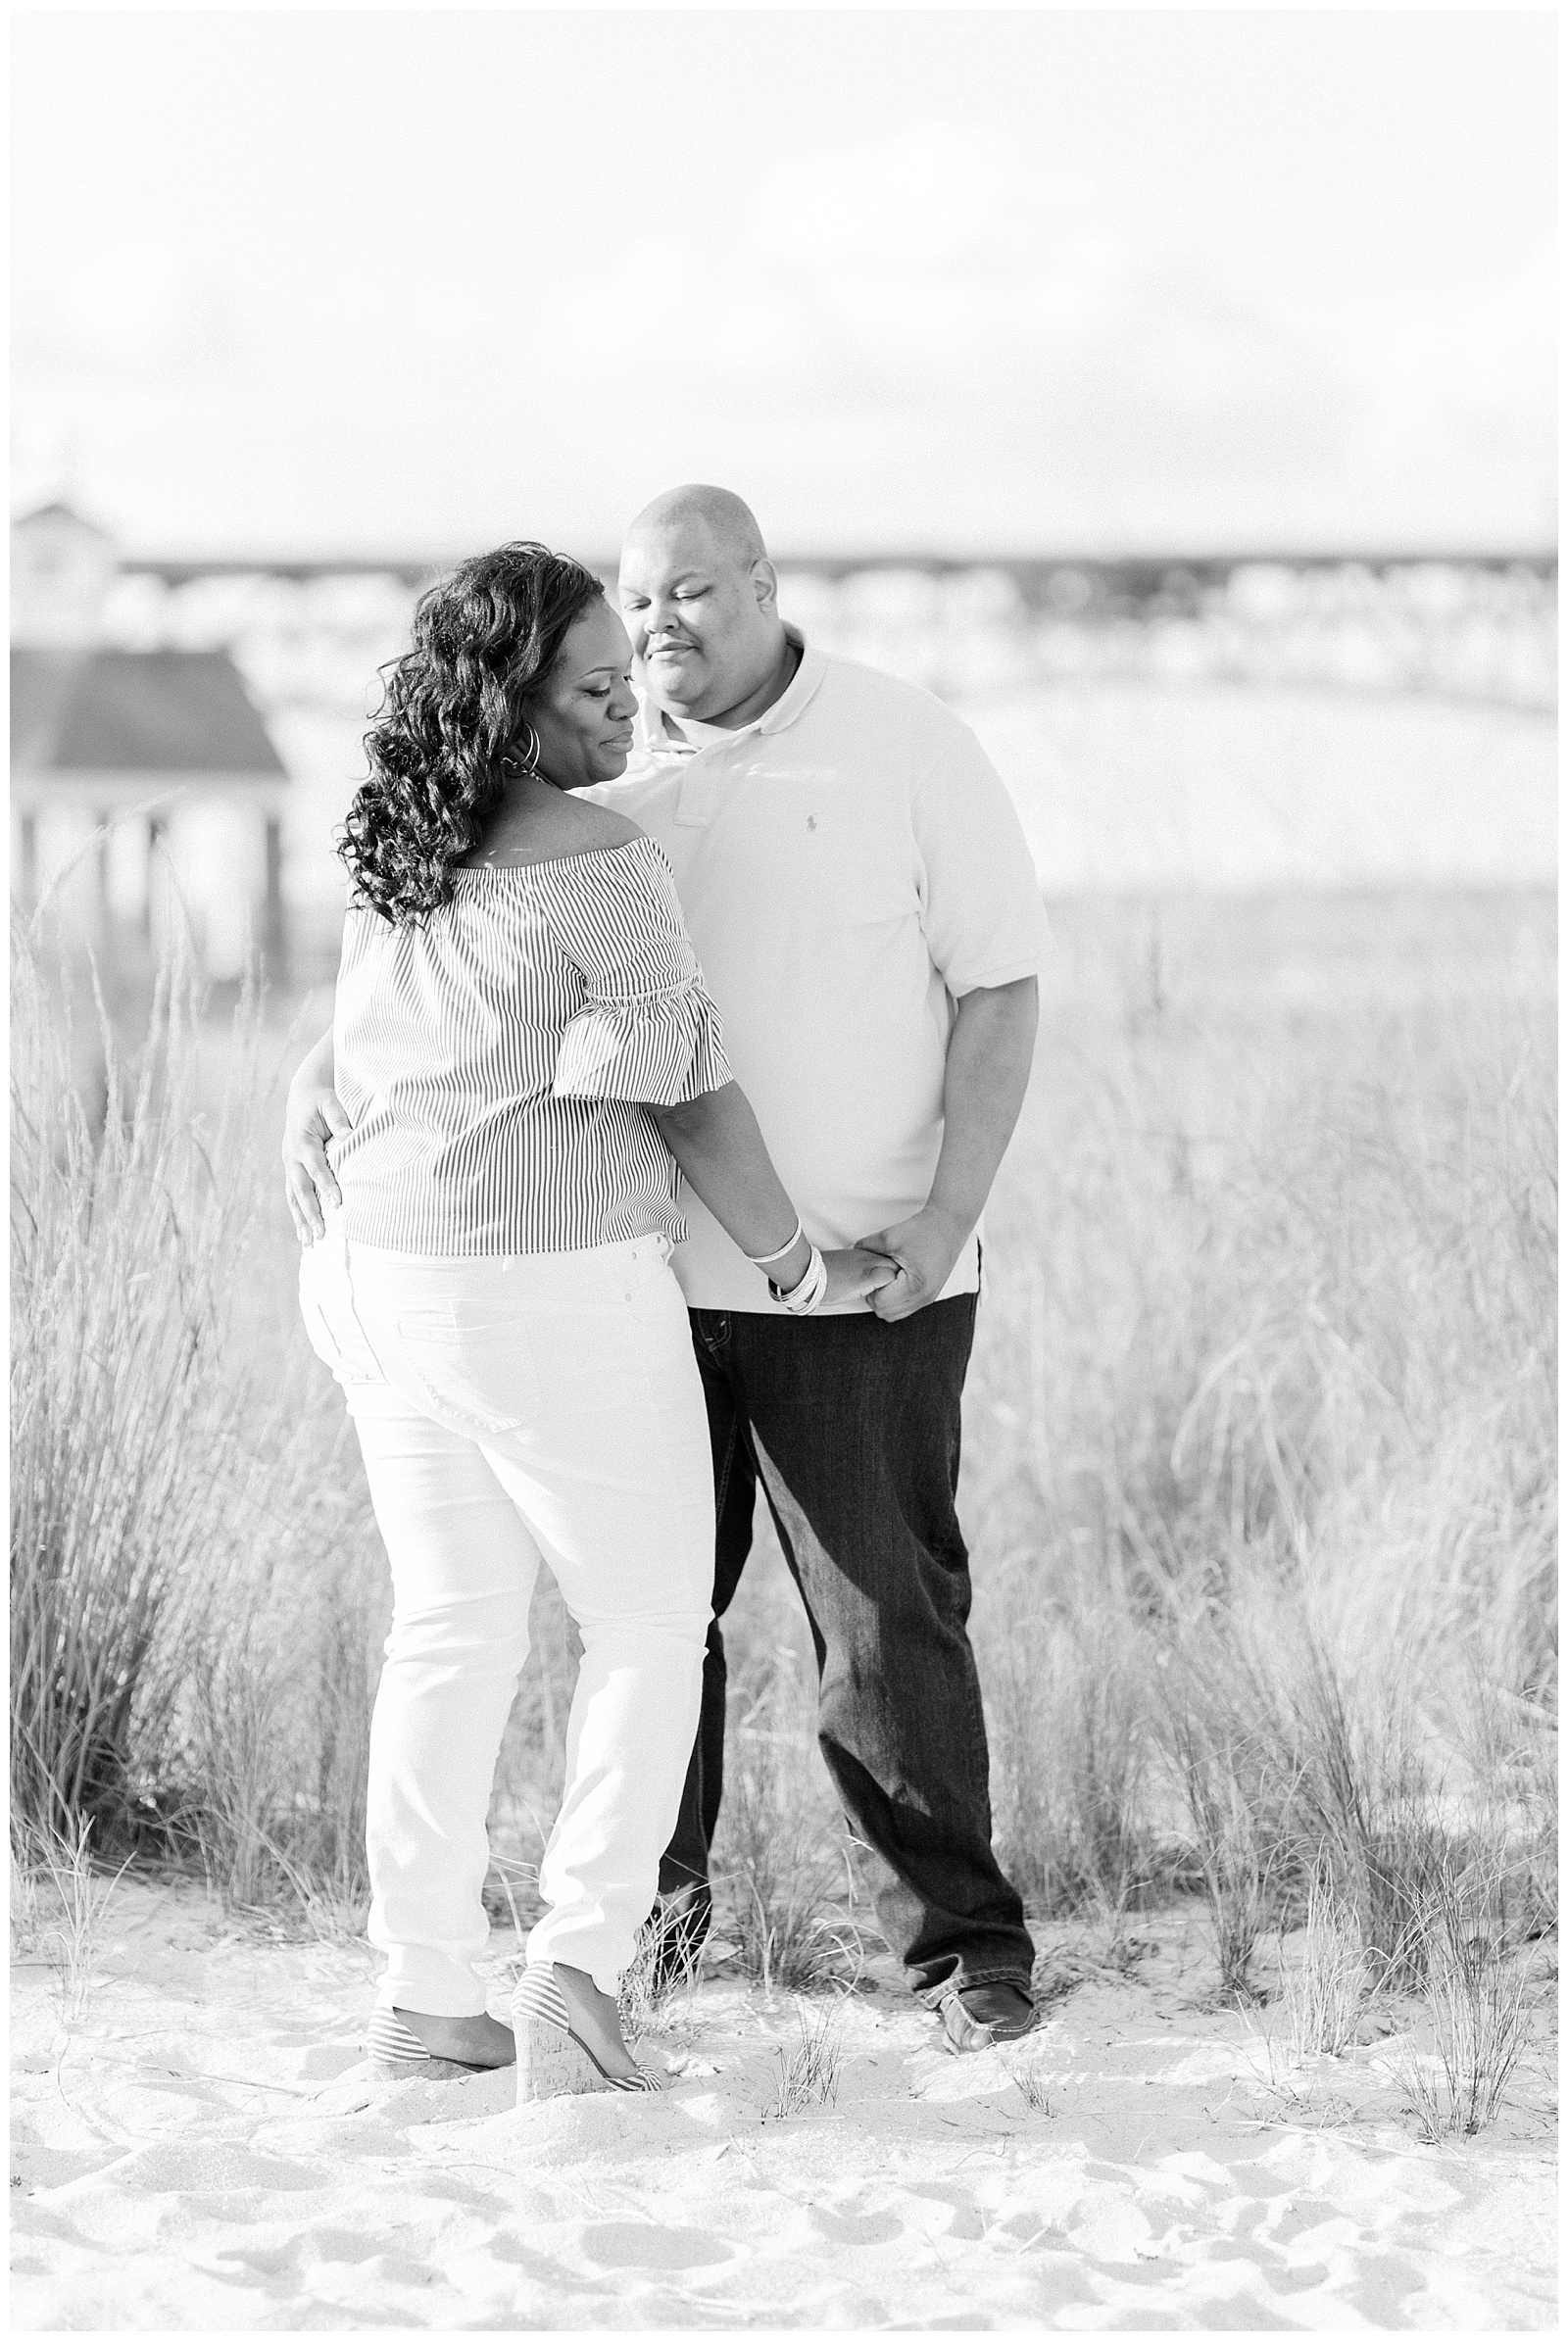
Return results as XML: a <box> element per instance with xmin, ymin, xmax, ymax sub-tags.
<box><xmin>393</xmin><ymin>2008</ymin><xmax>515</xmax><ymax>2067</ymax></box>
<box><xmin>551</xmin><ymin>1963</ymin><xmax>644</xmax><ymax>2082</ymax></box>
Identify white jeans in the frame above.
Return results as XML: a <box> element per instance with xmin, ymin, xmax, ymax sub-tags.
<box><xmin>298</xmin><ymin>1225</ymin><xmax>713</xmax><ymax>2010</ymax></box>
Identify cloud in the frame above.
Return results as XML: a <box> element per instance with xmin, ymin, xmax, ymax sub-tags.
<box><xmin>720</xmin><ymin>125</ymin><xmax>1550</xmax><ymax>545</ymax></box>
<box><xmin>15</xmin><ymin>239</ymin><xmax>244</xmax><ymax>382</ymax></box>
<box><xmin>752</xmin><ymin>121</ymin><xmax>1098</xmax><ymax>280</ymax></box>
<box><xmin>9</xmin><ymin>124</ymin><xmax>1552</xmax><ymax>554</ymax></box>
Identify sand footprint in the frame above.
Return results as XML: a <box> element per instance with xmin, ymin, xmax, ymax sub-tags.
<box><xmin>903</xmin><ymin>2182</ymin><xmax>988</xmax><ymax>2241</ymax></box>
<box><xmin>577</xmin><ymin>2219</ymin><xmax>737</xmax><ymax>2270</ymax></box>
<box><xmin>805</xmin><ymin>2204</ymin><xmax>905</xmax><ymax>2248</ymax></box>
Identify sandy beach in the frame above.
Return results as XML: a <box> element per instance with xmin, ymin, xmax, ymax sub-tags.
<box><xmin>10</xmin><ymin>1878</ymin><xmax>1556</xmax><ymax>2332</ymax></box>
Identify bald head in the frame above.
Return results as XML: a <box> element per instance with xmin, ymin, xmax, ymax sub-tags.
<box><xmin>624</xmin><ymin>484</ymin><xmax>767</xmax><ymax>573</ymax></box>
<box><xmin>619</xmin><ymin>483</ymin><xmax>792</xmax><ymax>728</ymax></box>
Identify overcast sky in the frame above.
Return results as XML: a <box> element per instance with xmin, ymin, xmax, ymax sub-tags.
<box><xmin>11</xmin><ymin>6</ymin><xmax>1556</xmax><ymax>560</ymax></box>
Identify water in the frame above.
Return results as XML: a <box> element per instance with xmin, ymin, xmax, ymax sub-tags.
<box><xmin>19</xmin><ymin>561</ymin><xmax>1559</xmax><ymax>958</ymax></box>
<box><xmin>956</xmin><ymin>678</ymin><xmax>1556</xmax><ymax>894</ymax></box>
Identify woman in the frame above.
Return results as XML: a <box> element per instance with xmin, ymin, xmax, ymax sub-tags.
<box><xmin>292</xmin><ymin>543</ymin><xmax>891</xmax><ymax>2099</ymax></box>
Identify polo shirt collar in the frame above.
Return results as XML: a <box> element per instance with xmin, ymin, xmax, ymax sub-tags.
<box><xmin>638</xmin><ymin>622</ymin><xmax>825</xmax><ymax>756</ymax></box>
<box><xmin>758</xmin><ymin>623</ymin><xmax>825</xmax><ymax>735</ymax></box>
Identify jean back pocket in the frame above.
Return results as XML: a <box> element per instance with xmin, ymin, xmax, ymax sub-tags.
<box><xmin>393</xmin><ymin>1308</ymin><xmax>542</xmax><ymax>1439</ymax></box>
<box><xmin>298</xmin><ymin>1246</ymin><xmax>381</xmax><ymax>1387</ymax></box>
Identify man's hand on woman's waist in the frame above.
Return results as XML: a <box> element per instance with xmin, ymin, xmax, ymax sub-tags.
<box><xmin>282</xmin><ymin>1027</ymin><xmax>349</xmax><ymax>1245</ymax></box>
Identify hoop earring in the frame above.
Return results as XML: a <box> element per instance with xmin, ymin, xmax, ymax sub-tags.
<box><xmin>517</xmin><ymin>723</ymin><xmax>541</xmax><ymax>779</ymax></box>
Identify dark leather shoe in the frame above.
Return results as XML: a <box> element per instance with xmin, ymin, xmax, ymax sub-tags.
<box><xmin>939</xmin><ymin>1982</ymin><xmax>1039</xmax><ymax>2053</ymax></box>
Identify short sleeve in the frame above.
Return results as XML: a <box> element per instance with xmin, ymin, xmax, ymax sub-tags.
<box><xmin>545</xmin><ymin>841</ymin><xmax>731</xmax><ymax>1105</ymax></box>
<box><xmin>911</xmin><ymin>726</ymin><xmax>1051</xmax><ymax>997</ymax></box>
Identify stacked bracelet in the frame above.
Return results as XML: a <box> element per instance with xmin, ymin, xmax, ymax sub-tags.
<box><xmin>770</xmin><ymin>1244</ymin><xmax>827</xmax><ymax>1315</ymax></box>
<box><xmin>747</xmin><ymin>1216</ymin><xmax>804</xmax><ymax>1269</ymax></box>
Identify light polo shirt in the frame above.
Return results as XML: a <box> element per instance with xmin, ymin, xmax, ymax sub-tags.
<box><xmin>587</xmin><ymin>625</ymin><xmax>1050</xmax><ymax>1312</ymax></box>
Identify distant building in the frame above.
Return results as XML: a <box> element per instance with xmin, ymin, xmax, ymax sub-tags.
<box><xmin>10</xmin><ymin>499</ymin><xmax>290</xmax><ymax>976</ymax></box>
<box><xmin>10</xmin><ymin>500</ymin><xmax>121</xmax><ymax>647</ymax></box>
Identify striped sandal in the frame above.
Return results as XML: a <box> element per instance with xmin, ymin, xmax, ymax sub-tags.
<box><xmin>366</xmin><ymin>2007</ymin><xmax>492</xmax><ymax>2080</ymax></box>
<box><xmin>512</xmin><ymin>1967</ymin><xmax>662</xmax><ymax>2101</ymax></box>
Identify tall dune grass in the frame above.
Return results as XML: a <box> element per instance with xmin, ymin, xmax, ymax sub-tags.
<box><xmin>1281</xmin><ymin>1858</ymin><xmax>1381</xmax><ymax>2058</ymax></box>
<box><xmin>11</xmin><ymin>890</ymin><xmax>1555</xmax><ymax>2080</ymax></box>
<box><xmin>1400</xmin><ymin>1848</ymin><xmax>1537</xmax><ymax>2139</ymax></box>
<box><xmin>967</xmin><ymin>894</ymin><xmax>1556</xmax><ymax>2021</ymax></box>
<box><xmin>707</xmin><ymin>1631</ymin><xmax>870</xmax><ymax>1991</ymax></box>
<box><xmin>9</xmin><ymin>927</ymin><xmax>384</xmax><ymax>1914</ymax></box>
<box><xmin>11</xmin><ymin>936</ymin><xmax>262</xmax><ymax>1842</ymax></box>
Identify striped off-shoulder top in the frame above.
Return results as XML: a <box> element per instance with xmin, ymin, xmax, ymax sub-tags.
<box><xmin>329</xmin><ymin>835</ymin><xmax>731</xmax><ymax>1255</ymax></box>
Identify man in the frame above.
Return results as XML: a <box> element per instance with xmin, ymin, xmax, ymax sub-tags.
<box><xmin>286</xmin><ymin>487</ymin><xmax>1048</xmax><ymax>2051</ymax></box>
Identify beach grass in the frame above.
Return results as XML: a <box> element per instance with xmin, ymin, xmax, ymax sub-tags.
<box><xmin>1396</xmin><ymin>1838</ymin><xmax>1540</xmax><ymax>2139</ymax></box>
<box><xmin>764</xmin><ymin>2004</ymin><xmax>845</xmax><ymax>2120</ymax></box>
<box><xmin>9</xmin><ymin>924</ymin><xmax>385</xmax><ymax>1921</ymax></box>
<box><xmin>9</xmin><ymin>885</ymin><xmax>1555</xmax><ymax>2129</ymax></box>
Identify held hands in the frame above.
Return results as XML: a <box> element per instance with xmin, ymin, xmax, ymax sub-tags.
<box><xmin>820</xmin><ymin>1245</ymin><xmax>904</xmax><ymax>1309</ymax></box>
<box><xmin>282</xmin><ymin>1075</ymin><xmax>351</xmax><ymax>1244</ymax></box>
<box><xmin>785</xmin><ymin>1212</ymin><xmax>965</xmax><ymax>1318</ymax></box>
<box><xmin>858</xmin><ymin>1206</ymin><xmax>968</xmax><ymax>1323</ymax></box>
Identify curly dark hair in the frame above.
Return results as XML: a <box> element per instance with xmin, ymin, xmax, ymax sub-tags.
<box><xmin>339</xmin><ymin>542</ymin><xmax>606</xmax><ymax>923</ymax></box>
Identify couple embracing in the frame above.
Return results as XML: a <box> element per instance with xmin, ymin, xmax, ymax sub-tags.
<box><xmin>283</xmin><ymin>486</ymin><xmax>1049</xmax><ymax>2098</ymax></box>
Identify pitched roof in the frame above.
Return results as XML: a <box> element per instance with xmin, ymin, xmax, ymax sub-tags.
<box><xmin>10</xmin><ymin>648</ymin><xmax>286</xmax><ymax>778</ymax></box>
<box><xmin>11</xmin><ymin>498</ymin><xmax>115</xmax><ymax>538</ymax></box>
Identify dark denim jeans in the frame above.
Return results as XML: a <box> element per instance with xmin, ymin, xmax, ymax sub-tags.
<box><xmin>658</xmin><ymin>1294</ymin><xmax>1035</xmax><ymax>2003</ymax></box>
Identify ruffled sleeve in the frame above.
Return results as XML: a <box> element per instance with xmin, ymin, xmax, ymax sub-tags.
<box><xmin>545</xmin><ymin>840</ymin><xmax>731</xmax><ymax>1105</ymax></box>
